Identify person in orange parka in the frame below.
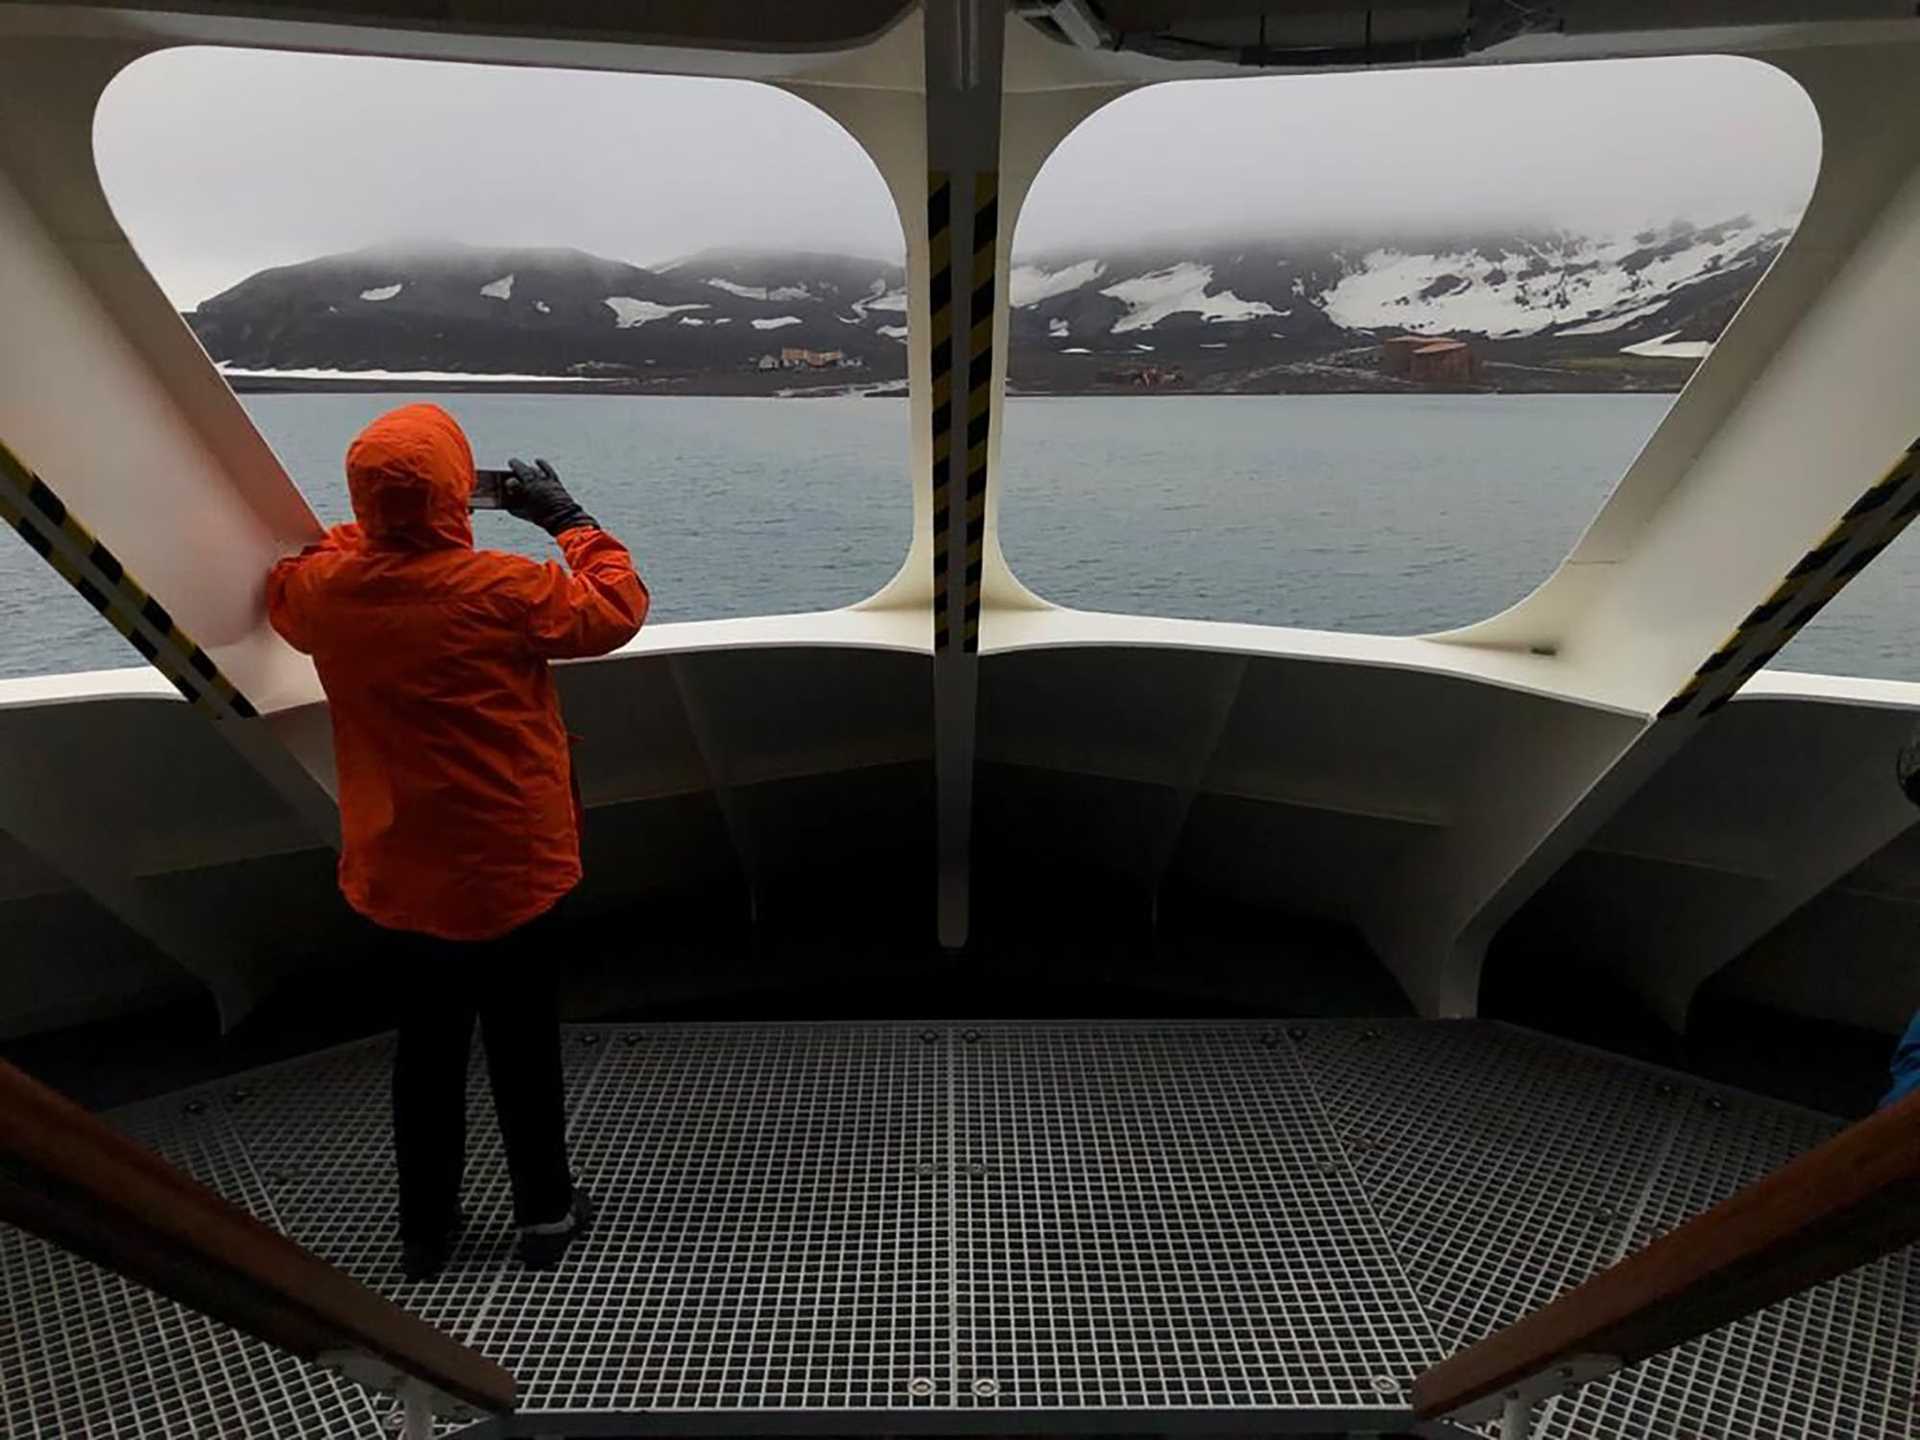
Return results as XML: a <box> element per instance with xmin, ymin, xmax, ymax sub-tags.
<box><xmin>267</xmin><ymin>403</ymin><xmax>648</xmax><ymax>1281</ymax></box>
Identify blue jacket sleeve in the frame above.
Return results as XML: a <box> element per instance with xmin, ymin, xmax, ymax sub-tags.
<box><xmin>1885</xmin><ymin>1011</ymin><xmax>1920</xmax><ymax>1108</ymax></box>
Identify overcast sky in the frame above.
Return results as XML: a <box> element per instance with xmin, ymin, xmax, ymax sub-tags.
<box><xmin>96</xmin><ymin>47</ymin><xmax>1819</xmax><ymax>308</ymax></box>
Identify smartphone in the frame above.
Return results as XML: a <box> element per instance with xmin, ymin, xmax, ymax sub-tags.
<box><xmin>470</xmin><ymin>467</ymin><xmax>515</xmax><ymax>511</ymax></box>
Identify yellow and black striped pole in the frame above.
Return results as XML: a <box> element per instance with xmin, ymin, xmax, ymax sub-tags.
<box><xmin>928</xmin><ymin>168</ymin><xmax>955</xmax><ymax>653</ymax></box>
<box><xmin>1658</xmin><ymin>438</ymin><xmax>1920</xmax><ymax>720</ymax></box>
<box><xmin>961</xmin><ymin>170</ymin><xmax>997</xmax><ymax>655</ymax></box>
<box><xmin>926</xmin><ymin>165</ymin><xmax>999</xmax><ymax>657</ymax></box>
<box><xmin>0</xmin><ymin>439</ymin><xmax>258</xmax><ymax>722</ymax></box>
<box><xmin>923</xmin><ymin>0</ymin><xmax>1005</xmax><ymax>950</ymax></box>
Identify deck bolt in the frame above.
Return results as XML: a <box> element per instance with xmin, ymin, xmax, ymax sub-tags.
<box><xmin>972</xmin><ymin>1377</ymin><xmax>1000</xmax><ymax>1398</ymax></box>
<box><xmin>969</xmin><ymin>1161</ymin><xmax>988</xmax><ymax>1177</ymax></box>
<box><xmin>183</xmin><ymin>1099</ymin><xmax>206</xmax><ymax>1116</ymax></box>
<box><xmin>621</xmin><ymin>1032</ymin><xmax>643</xmax><ymax>1046</ymax></box>
<box><xmin>908</xmin><ymin>1377</ymin><xmax>935</xmax><ymax>1399</ymax></box>
<box><xmin>1706</xmin><ymin>1096</ymin><xmax>1726</xmax><ymax>1112</ymax></box>
<box><xmin>919</xmin><ymin>1028</ymin><xmax>941</xmax><ymax>1045</ymax></box>
<box><xmin>1372</xmin><ymin>1375</ymin><xmax>1399</xmax><ymax>1395</ymax></box>
<box><xmin>1287</xmin><ymin>1026</ymin><xmax>1308</xmax><ymax>1042</ymax></box>
<box><xmin>963</xmin><ymin>1028</ymin><xmax>983</xmax><ymax>1044</ymax></box>
<box><xmin>226</xmin><ymin>1088</ymin><xmax>252</xmax><ymax>1106</ymax></box>
<box><xmin>1361</xmin><ymin>1027</ymin><xmax>1382</xmax><ymax>1042</ymax></box>
<box><xmin>579</xmin><ymin>1032</ymin><xmax>601</xmax><ymax>1047</ymax></box>
<box><xmin>917</xmin><ymin>1161</ymin><xmax>937</xmax><ymax>1178</ymax></box>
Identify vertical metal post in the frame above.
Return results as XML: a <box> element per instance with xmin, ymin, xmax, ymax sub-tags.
<box><xmin>921</xmin><ymin>0</ymin><xmax>1006</xmax><ymax>950</ymax></box>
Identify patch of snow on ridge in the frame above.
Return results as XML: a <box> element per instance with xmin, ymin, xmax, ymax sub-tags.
<box><xmin>677</xmin><ymin>316</ymin><xmax>707</xmax><ymax>325</ymax></box>
<box><xmin>851</xmin><ymin>286</ymin><xmax>908</xmax><ymax>319</ymax></box>
<box><xmin>1100</xmin><ymin>263</ymin><xmax>1280</xmax><ymax>333</ymax></box>
<box><xmin>878</xmin><ymin>325</ymin><xmax>908</xmax><ymax>340</ymax></box>
<box><xmin>360</xmin><ymin>284</ymin><xmax>402</xmax><ymax>302</ymax></box>
<box><xmin>604</xmin><ymin>297</ymin><xmax>707</xmax><ymax>327</ymax></box>
<box><xmin>1048</xmin><ymin>318</ymin><xmax>1070</xmax><ymax>338</ymax></box>
<box><xmin>1010</xmin><ymin>259</ymin><xmax>1105</xmax><ymax>307</ymax></box>
<box><xmin>1322</xmin><ymin>249</ymin><xmax>1551</xmax><ymax>338</ymax></box>
<box><xmin>481</xmin><ymin>274</ymin><xmax>514</xmax><ymax>300</ymax></box>
<box><xmin>752</xmin><ymin>316</ymin><xmax>803</xmax><ymax>331</ymax></box>
<box><xmin>1321</xmin><ymin>219</ymin><xmax>1786</xmax><ymax>340</ymax></box>
<box><xmin>1557</xmin><ymin>298</ymin><xmax>1671</xmax><ymax>336</ymax></box>
<box><xmin>708</xmin><ymin>278</ymin><xmax>814</xmax><ymax>302</ymax></box>
<box><xmin>1621</xmin><ymin>331</ymin><xmax>1714</xmax><ymax>359</ymax></box>
<box><xmin>534</xmin><ymin>300</ymin><xmax>551</xmax><ymax>314</ymax></box>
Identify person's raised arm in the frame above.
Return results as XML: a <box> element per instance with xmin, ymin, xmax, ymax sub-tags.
<box><xmin>266</xmin><ymin>523</ymin><xmax>364</xmax><ymax>655</ymax></box>
<box><xmin>505</xmin><ymin>458</ymin><xmax>649</xmax><ymax>660</ymax></box>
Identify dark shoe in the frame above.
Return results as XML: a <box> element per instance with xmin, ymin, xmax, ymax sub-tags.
<box><xmin>400</xmin><ymin>1210</ymin><xmax>465</xmax><ymax>1282</ymax></box>
<box><xmin>517</xmin><ymin>1187</ymin><xmax>594</xmax><ymax>1270</ymax></box>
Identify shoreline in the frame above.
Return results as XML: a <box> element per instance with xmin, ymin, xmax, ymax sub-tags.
<box><xmin>218</xmin><ymin>340</ymin><xmax>1698</xmax><ymax>402</ymax></box>
<box><xmin>222</xmin><ymin>372</ymin><xmax>907</xmax><ymax>400</ymax></box>
<box><xmin>224</xmin><ymin>375</ymin><xmax>1684</xmax><ymax>400</ymax></box>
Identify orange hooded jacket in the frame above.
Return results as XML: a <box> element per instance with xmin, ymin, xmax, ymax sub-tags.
<box><xmin>267</xmin><ymin>404</ymin><xmax>648</xmax><ymax>941</ymax></box>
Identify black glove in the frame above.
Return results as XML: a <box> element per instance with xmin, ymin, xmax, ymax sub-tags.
<box><xmin>1898</xmin><ymin>722</ymin><xmax>1920</xmax><ymax>806</ymax></box>
<box><xmin>505</xmin><ymin>458</ymin><xmax>597</xmax><ymax>537</ymax></box>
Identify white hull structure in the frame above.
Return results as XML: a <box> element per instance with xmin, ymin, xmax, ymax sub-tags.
<box><xmin>1</xmin><ymin>4</ymin><xmax>1919</xmax><ymax>1438</ymax></box>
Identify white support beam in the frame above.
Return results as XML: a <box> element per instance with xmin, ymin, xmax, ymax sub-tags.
<box><xmin>0</xmin><ymin>34</ymin><xmax>343</xmax><ymax>849</ymax></box>
<box><xmin>922</xmin><ymin>0</ymin><xmax>1007</xmax><ymax>948</ymax></box>
<box><xmin>1364</xmin><ymin>42</ymin><xmax>1920</xmax><ymax>1017</ymax></box>
<box><xmin>1364</xmin><ymin>702</ymin><xmax>1655</xmax><ymax>1017</ymax></box>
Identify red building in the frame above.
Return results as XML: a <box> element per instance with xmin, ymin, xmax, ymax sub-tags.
<box><xmin>1380</xmin><ymin>334</ymin><xmax>1430</xmax><ymax>376</ymax></box>
<box><xmin>1381</xmin><ymin>333</ymin><xmax>1477</xmax><ymax>384</ymax></box>
<box><xmin>1408</xmin><ymin>338</ymin><xmax>1475</xmax><ymax>384</ymax></box>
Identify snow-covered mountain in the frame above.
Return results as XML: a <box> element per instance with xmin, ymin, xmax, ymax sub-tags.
<box><xmin>188</xmin><ymin>244</ymin><xmax>910</xmax><ymax>382</ymax></box>
<box><xmin>1007</xmin><ymin>215</ymin><xmax>1791</xmax><ymax>391</ymax></box>
<box><xmin>189</xmin><ymin>217</ymin><xmax>1791</xmax><ymax>392</ymax></box>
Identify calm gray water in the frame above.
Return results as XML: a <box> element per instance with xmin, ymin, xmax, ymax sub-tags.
<box><xmin>3</xmin><ymin>392</ymin><xmax>1916</xmax><ymax>681</ymax></box>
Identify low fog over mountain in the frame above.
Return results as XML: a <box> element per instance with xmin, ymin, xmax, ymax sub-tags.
<box><xmin>188</xmin><ymin>215</ymin><xmax>1791</xmax><ymax>394</ymax></box>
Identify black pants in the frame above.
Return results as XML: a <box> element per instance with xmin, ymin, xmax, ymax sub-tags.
<box><xmin>389</xmin><ymin>911</ymin><xmax>573</xmax><ymax>1243</ymax></box>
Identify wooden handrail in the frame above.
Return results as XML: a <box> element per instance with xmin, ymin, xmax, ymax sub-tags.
<box><xmin>0</xmin><ymin>1058</ymin><xmax>514</xmax><ymax>1419</ymax></box>
<box><xmin>1412</xmin><ymin>1087</ymin><xmax>1920</xmax><ymax>1423</ymax></box>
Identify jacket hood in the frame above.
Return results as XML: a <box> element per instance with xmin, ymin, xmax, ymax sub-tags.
<box><xmin>344</xmin><ymin>403</ymin><xmax>475</xmax><ymax>550</ymax></box>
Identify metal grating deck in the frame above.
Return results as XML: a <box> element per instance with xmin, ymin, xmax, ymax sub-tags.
<box><xmin>2</xmin><ymin>1020</ymin><xmax>1915</xmax><ymax>1438</ymax></box>
<box><xmin>949</xmin><ymin>1026</ymin><xmax>1436</xmax><ymax>1417</ymax></box>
